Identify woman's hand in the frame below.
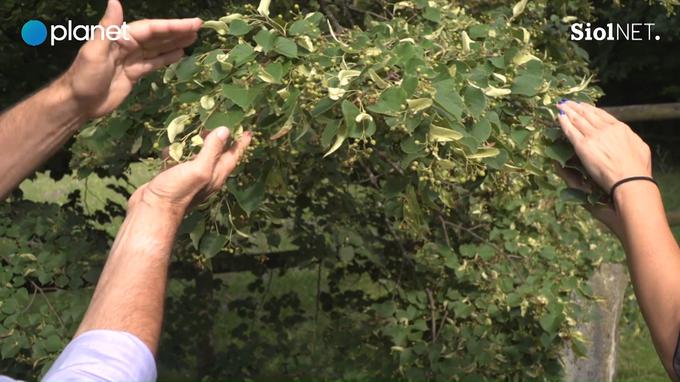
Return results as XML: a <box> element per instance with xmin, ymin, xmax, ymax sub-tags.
<box><xmin>556</xmin><ymin>100</ymin><xmax>652</xmax><ymax>192</ymax></box>
<box><xmin>129</xmin><ymin>127</ymin><xmax>252</xmax><ymax>218</ymax></box>
<box><xmin>555</xmin><ymin>164</ymin><xmax>626</xmax><ymax>240</ymax></box>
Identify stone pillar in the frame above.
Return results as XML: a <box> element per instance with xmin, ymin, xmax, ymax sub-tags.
<box><xmin>562</xmin><ymin>263</ymin><xmax>629</xmax><ymax>382</ymax></box>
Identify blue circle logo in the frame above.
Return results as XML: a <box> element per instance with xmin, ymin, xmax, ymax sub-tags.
<box><xmin>21</xmin><ymin>20</ymin><xmax>47</xmax><ymax>46</ymax></box>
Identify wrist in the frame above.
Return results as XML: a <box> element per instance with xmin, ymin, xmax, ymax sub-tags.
<box><xmin>613</xmin><ymin>179</ymin><xmax>661</xmax><ymax>211</ymax></box>
<box><xmin>128</xmin><ymin>186</ymin><xmax>189</xmax><ymax>224</ymax></box>
<box><xmin>51</xmin><ymin>74</ymin><xmax>90</xmax><ymax>128</ymax></box>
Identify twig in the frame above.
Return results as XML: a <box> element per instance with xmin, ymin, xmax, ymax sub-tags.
<box><xmin>375</xmin><ymin>150</ymin><xmax>405</xmax><ymax>175</ymax></box>
<box><xmin>347</xmin><ymin>5</ymin><xmax>389</xmax><ymax>20</ymax></box>
<box><xmin>30</xmin><ymin>281</ymin><xmax>66</xmax><ymax>330</ymax></box>
<box><xmin>319</xmin><ymin>0</ymin><xmax>344</xmax><ymax>33</ymax></box>
<box><xmin>426</xmin><ymin>288</ymin><xmax>437</xmax><ymax>343</ymax></box>
<box><xmin>434</xmin><ymin>307</ymin><xmax>449</xmax><ymax>342</ymax></box>
<box><xmin>438</xmin><ymin>215</ymin><xmax>451</xmax><ymax>248</ymax></box>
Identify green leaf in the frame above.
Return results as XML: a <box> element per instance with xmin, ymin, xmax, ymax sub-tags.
<box><xmin>228</xmin><ymin>44</ymin><xmax>256</xmax><ymax>66</ymax></box>
<box><xmin>422</xmin><ymin>6</ymin><xmax>441</xmax><ymax>23</ymax></box>
<box><xmin>288</xmin><ymin>19</ymin><xmax>313</xmax><ymax>36</ymax></box>
<box><xmin>544</xmin><ymin>141</ymin><xmax>574</xmax><ymax>166</ymax></box>
<box><xmin>274</xmin><ymin>37</ymin><xmax>298</xmax><ymax>58</ymax></box>
<box><xmin>176</xmin><ymin>56</ymin><xmax>199</xmax><ymax>83</ymax></box>
<box><xmin>471</xmin><ymin>119</ymin><xmax>492</xmax><ymax>142</ymax></box>
<box><xmin>560</xmin><ymin>188</ymin><xmax>589</xmax><ymax>204</ymax></box>
<box><xmin>258</xmin><ymin>62</ymin><xmax>284</xmax><ymax>84</ymax></box>
<box><xmin>232</xmin><ymin>173</ymin><xmax>267</xmax><ymax>215</ymax></box>
<box><xmin>229</xmin><ymin>19</ymin><xmax>252</xmax><ymax>36</ymax></box>
<box><xmin>463</xmin><ymin>87</ymin><xmax>486</xmax><ymax>119</ymax></box>
<box><xmin>200</xmin><ymin>232</ymin><xmax>228</xmax><ymax>259</ymax></box>
<box><xmin>341</xmin><ymin>100</ymin><xmax>361</xmax><ymax>138</ymax></box>
<box><xmin>253</xmin><ymin>29</ymin><xmax>276</xmax><ymax>53</ymax></box>
<box><xmin>434</xmin><ymin>79</ymin><xmax>464</xmax><ymax>120</ymax></box>
<box><xmin>205</xmin><ymin>110</ymin><xmax>245</xmax><ymax>130</ymax></box>
<box><xmin>324</xmin><ymin>124</ymin><xmax>348</xmax><ymax>158</ymax></box>
<box><xmin>367</xmin><ymin>87</ymin><xmax>407</xmax><ymax>116</ymax></box>
<box><xmin>222</xmin><ymin>84</ymin><xmax>262</xmax><ymax>110</ymax></box>
<box><xmin>511</xmin><ymin>74</ymin><xmax>543</xmax><ymax>97</ymax></box>
<box><xmin>539</xmin><ymin>310</ymin><xmax>563</xmax><ymax>334</ymax></box>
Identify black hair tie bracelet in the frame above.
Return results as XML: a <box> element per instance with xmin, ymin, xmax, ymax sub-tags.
<box><xmin>610</xmin><ymin>176</ymin><xmax>658</xmax><ymax>202</ymax></box>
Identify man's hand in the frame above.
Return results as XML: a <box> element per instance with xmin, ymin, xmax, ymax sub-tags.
<box><xmin>130</xmin><ymin>127</ymin><xmax>253</xmax><ymax>217</ymax></box>
<box><xmin>556</xmin><ymin>100</ymin><xmax>652</xmax><ymax>192</ymax></box>
<box><xmin>63</xmin><ymin>0</ymin><xmax>202</xmax><ymax>118</ymax></box>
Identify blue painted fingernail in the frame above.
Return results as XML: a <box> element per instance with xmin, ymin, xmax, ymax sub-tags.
<box><xmin>559</xmin><ymin>110</ymin><xmax>566</xmax><ymax>116</ymax></box>
<box><xmin>560</xmin><ymin>98</ymin><xmax>569</xmax><ymax>104</ymax></box>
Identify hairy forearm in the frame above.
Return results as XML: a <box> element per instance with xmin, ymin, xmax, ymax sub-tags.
<box><xmin>0</xmin><ymin>76</ymin><xmax>86</xmax><ymax>200</ymax></box>
<box><xmin>616</xmin><ymin>181</ymin><xmax>680</xmax><ymax>378</ymax></box>
<box><xmin>76</xmin><ymin>199</ymin><xmax>184</xmax><ymax>355</ymax></box>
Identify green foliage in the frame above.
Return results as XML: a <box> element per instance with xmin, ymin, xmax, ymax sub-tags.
<box><xmin>0</xmin><ymin>200</ymin><xmax>105</xmax><ymax>377</ymax></box>
<box><xmin>2</xmin><ymin>0</ymin><xmax>626</xmax><ymax>380</ymax></box>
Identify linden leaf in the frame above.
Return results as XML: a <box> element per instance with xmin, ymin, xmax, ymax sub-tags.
<box><xmin>328</xmin><ymin>87</ymin><xmax>346</xmax><ymax>101</ymax></box>
<box><xmin>461</xmin><ymin>31</ymin><xmax>472</xmax><ymax>53</ymax></box>
<box><xmin>191</xmin><ymin>135</ymin><xmax>204</xmax><ymax>147</ymax></box>
<box><xmin>429</xmin><ymin>125</ymin><xmax>464</xmax><ymax>142</ymax></box>
<box><xmin>511</xmin><ymin>0</ymin><xmax>529</xmax><ymax>21</ymax></box>
<box><xmin>169</xmin><ymin>142</ymin><xmax>186</xmax><ymax>162</ymax></box>
<box><xmin>202</xmin><ymin>20</ymin><xmax>229</xmax><ymax>35</ymax></box>
<box><xmin>200</xmin><ymin>95</ymin><xmax>216</xmax><ymax>110</ymax></box>
<box><xmin>406</xmin><ymin>98</ymin><xmax>433</xmax><ymax>113</ymax></box>
<box><xmin>271</xmin><ymin>114</ymin><xmax>294</xmax><ymax>141</ymax></box>
<box><xmin>257</xmin><ymin>0</ymin><xmax>271</xmax><ymax>17</ymax></box>
<box><xmin>338</xmin><ymin>70</ymin><xmax>362</xmax><ymax>86</ymax></box>
<box><xmin>167</xmin><ymin>115</ymin><xmax>192</xmax><ymax>143</ymax></box>
<box><xmin>324</xmin><ymin>124</ymin><xmax>348</xmax><ymax>158</ymax></box>
<box><xmin>468</xmin><ymin>147</ymin><xmax>501</xmax><ymax>159</ymax></box>
<box><xmin>219</xmin><ymin>14</ymin><xmax>243</xmax><ymax>23</ymax></box>
<box><xmin>483</xmin><ymin>86</ymin><xmax>512</xmax><ymax>97</ymax></box>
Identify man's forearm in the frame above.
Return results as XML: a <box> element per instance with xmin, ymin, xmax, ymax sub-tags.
<box><xmin>616</xmin><ymin>181</ymin><xmax>680</xmax><ymax>378</ymax></box>
<box><xmin>0</xmin><ymin>75</ymin><xmax>86</xmax><ymax>199</ymax></box>
<box><xmin>75</xmin><ymin>197</ymin><xmax>184</xmax><ymax>355</ymax></box>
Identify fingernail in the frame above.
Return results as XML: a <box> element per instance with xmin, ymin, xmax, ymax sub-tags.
<box><xmin>216</xmin><ymin>126</ymin><xmax>229</xmax><ymax>141</ymax></box>
<box><xmin>559</xmin><ymin>98</ymin><xmax>568</xmax><ymax>104</ymax></box>
<box><xmin>559</xmin><ymin>110</ymin><xmax>566</xmax><ymax>116</ymax></box>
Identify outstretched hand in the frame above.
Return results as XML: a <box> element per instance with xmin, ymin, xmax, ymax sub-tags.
<box><xmin>130</xmin><ymin>127</ymin><xmax>252</xmax><ymax>216</ymax></box>
<box><xmin>556</xmin><ymin>100</ymin><xmax>652</xmax><ymax>192</ymax></box>
<box><xmin>555</xmin><ymin>100</ymin><xmax>653</xmax><ymax>239</ymax></box>
<box><xmin>64</xmin><ymin>0</ymin><xmax>202</xmax><ymax>118</ymax></box>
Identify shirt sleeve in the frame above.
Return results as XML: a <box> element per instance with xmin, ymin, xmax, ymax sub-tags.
<box><xmin>41</xmin><ymin>330</ymin><xmax>157</xmax><ymax>382</ymax></box>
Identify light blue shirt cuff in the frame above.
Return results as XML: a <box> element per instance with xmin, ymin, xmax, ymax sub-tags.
<box><xmin>41</xmin><ymin>330</ymin><xmax>157</xmax><ymax>382</ymax></box>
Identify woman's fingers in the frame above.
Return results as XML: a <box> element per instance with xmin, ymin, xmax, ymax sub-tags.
<box><xmin>581</xmin><ymin>103</ymin><xmax>620</xmax><ymax>124</ymax></box>
<box><xmin>564</xmin><ymin>101</ymin><xmax>607</xmax><ymax>127</ymax></box>
<box><xmin>557</xmin><ymin>109</ymin><xmax>584</xmax><ymax>144</ymax></box>
<box><xmin>557</xmin><ymin>102</ymin><xmax>597</xmax><ymax>136</ymax></box>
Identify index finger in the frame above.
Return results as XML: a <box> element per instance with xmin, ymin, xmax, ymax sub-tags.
<box><xmin>128</xmin><ymin>18</ymin><xmax>202</xmax><ymax>45</ymax></box>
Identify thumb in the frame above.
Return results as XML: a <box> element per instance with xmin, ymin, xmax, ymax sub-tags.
<box><xmin>196</xmin><ymin>127</ymin><xmax>230</xmax><ymax>170</ymax></box>
<box><xmin>89</xmin><ymin>0</ymin><xmax>124</xmax><ymax>55</ymax></box>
